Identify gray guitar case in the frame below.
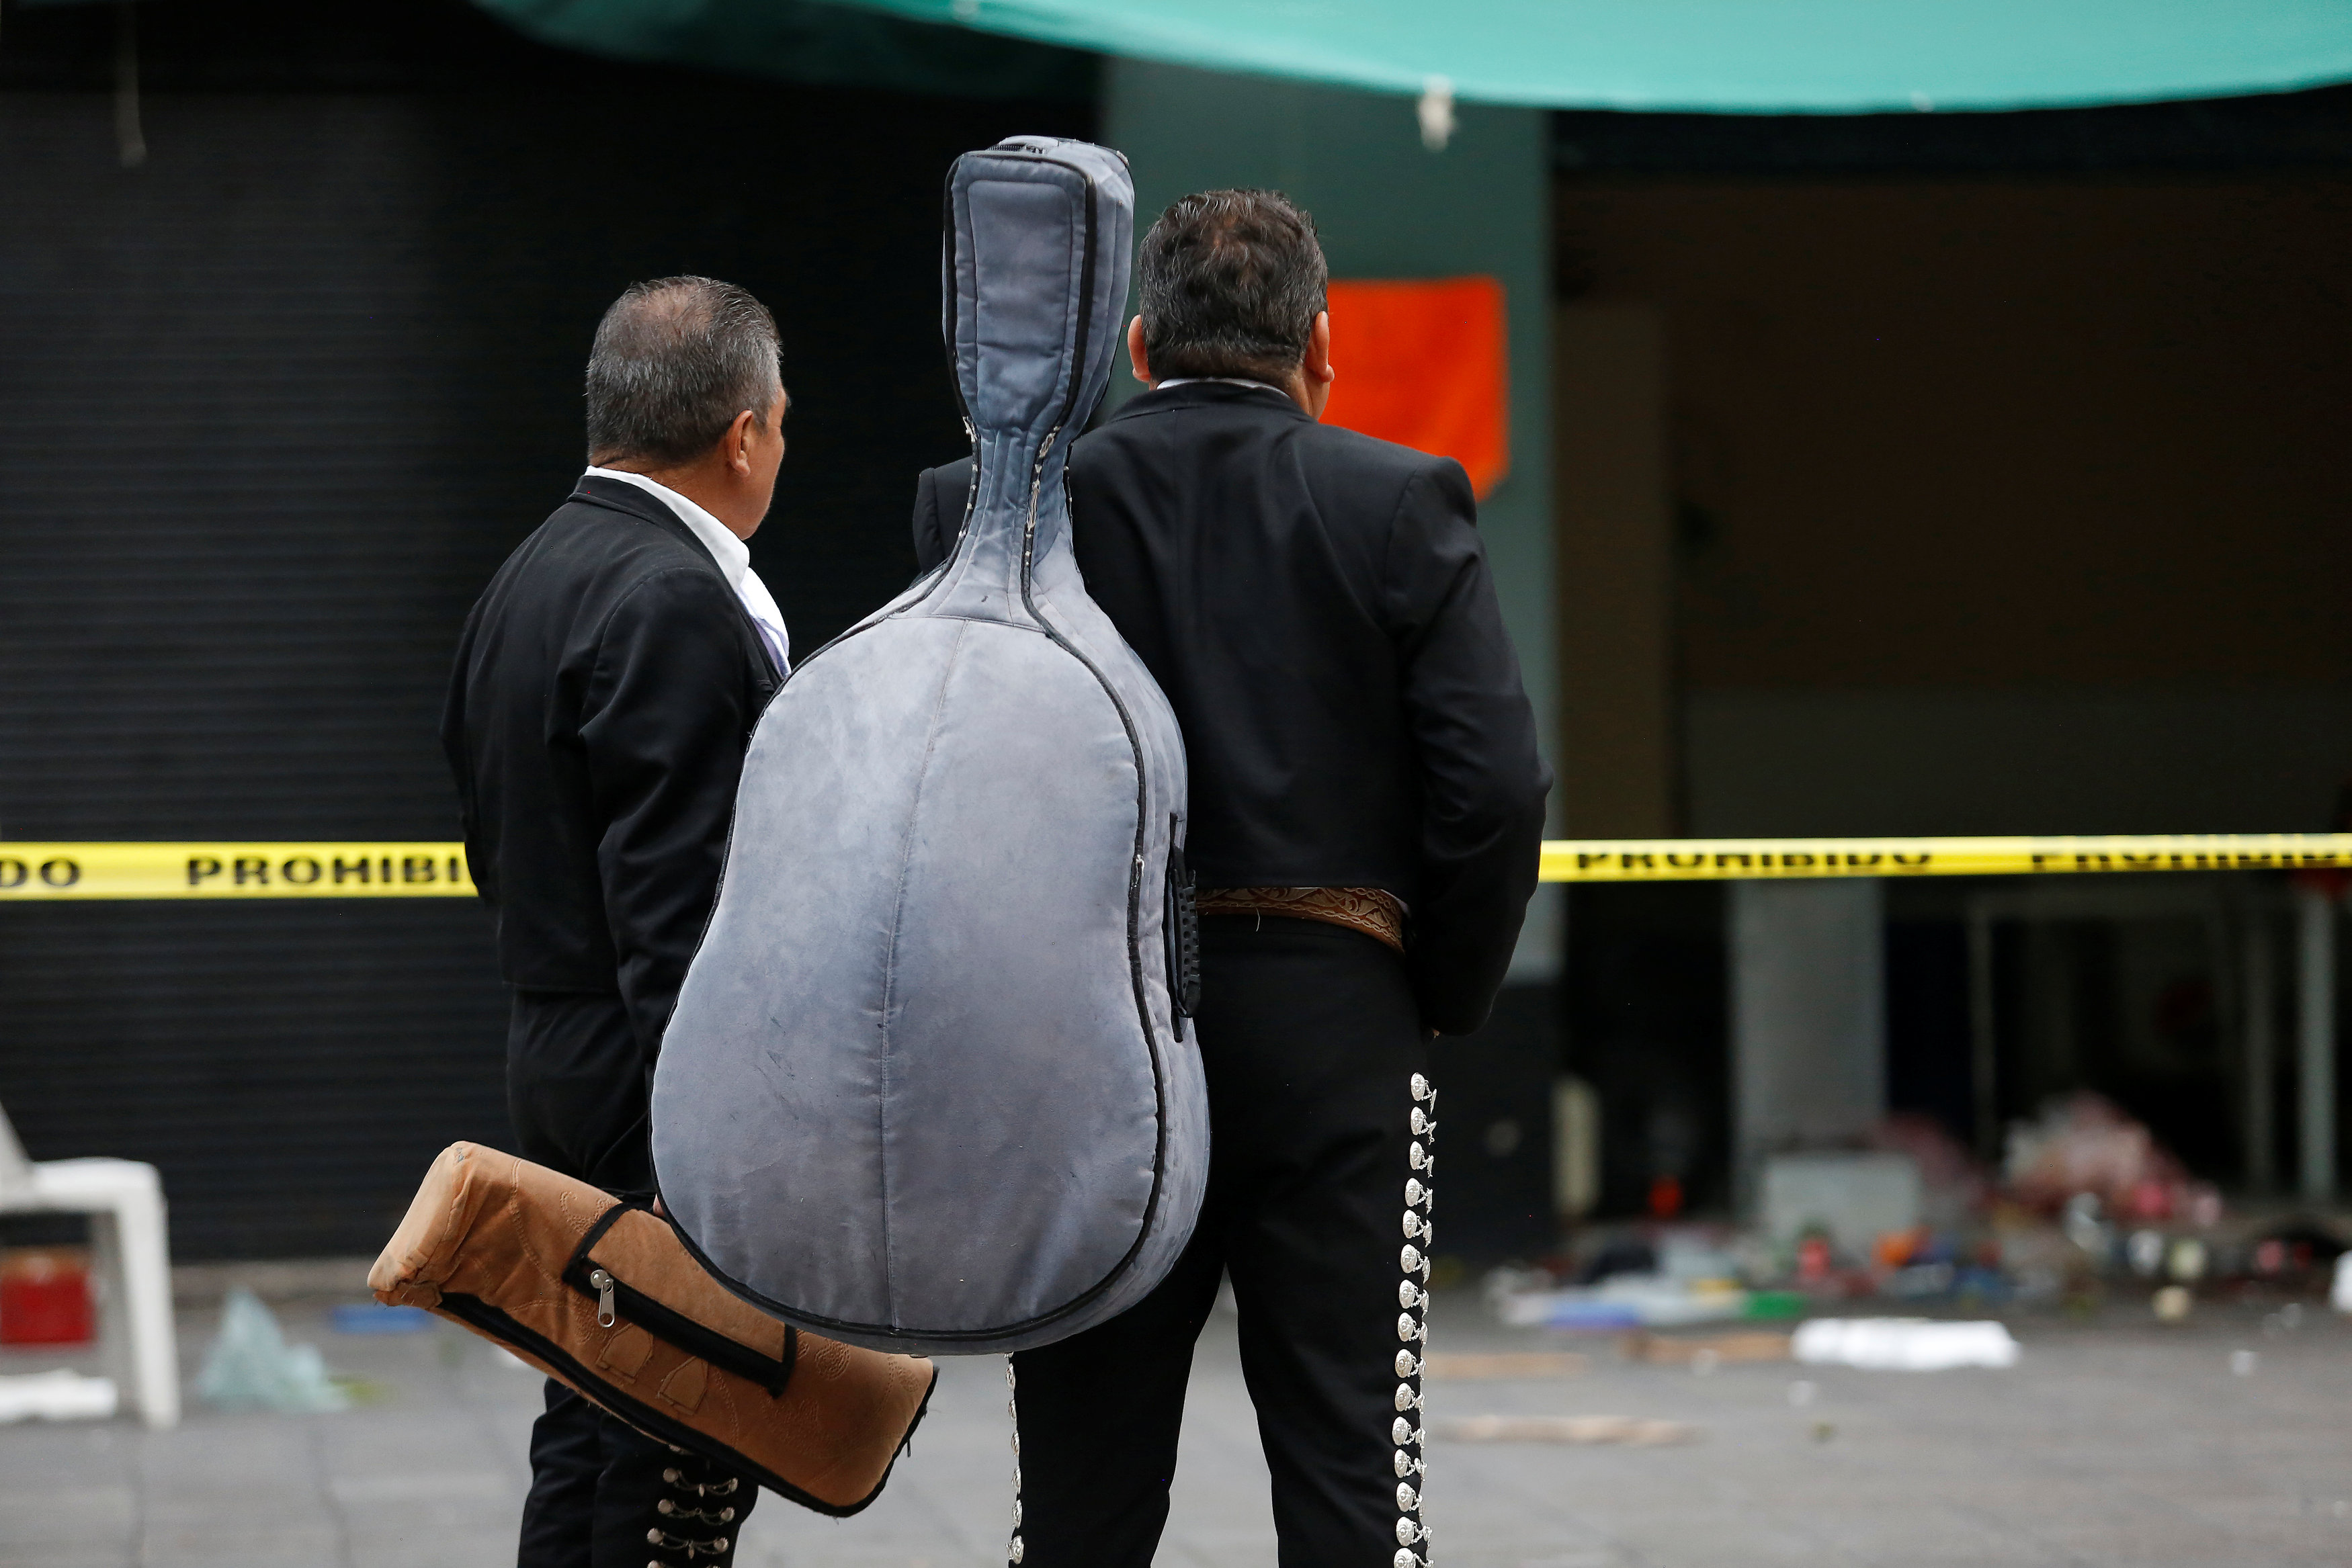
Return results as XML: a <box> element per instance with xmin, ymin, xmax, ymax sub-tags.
<box><xmin>650</xmin><ymin>138</ymin><xmax>1208</xmax><ymax>1357</ymax></box>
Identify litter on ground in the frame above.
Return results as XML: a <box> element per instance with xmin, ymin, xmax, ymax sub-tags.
<box><xmin>1435</xmin><ymin>1413</ymin><xmax>1699</xmax><ymax>1446</ymax></box>
<box><xmin>0</xmin><ymin>1369</ymin><xmax>118</xmax><ymax>1423</ymax></box>
<box><xmin>195</xmin><ymin>1287</ymin><xmax>353</xmax><ymax>1413</ymax></box>
<box><xmin>1419</xmin><ymin>1350</ymin><xmax>1589</xmax><ymax>1379</ymax></box>
<box><xmin>1792</xmin><ymin>1317</ymin><xmax>2021</xmax><ymax>1371</ymax></box>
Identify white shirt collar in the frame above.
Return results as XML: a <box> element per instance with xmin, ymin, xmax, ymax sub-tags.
<box><xmin>585</xmin><ymin>466</ymin><xmax>750</xmax><ymax>588</ymax></box>
<box><xmin>583</xmin><ymin>465</ymin><xmax>791</xmax><ymax>674</ymax></box>
<box><xmin>1153</xmin><ymin>376</ymin><xmax>1289</xmax><ymax>397</ymax></box>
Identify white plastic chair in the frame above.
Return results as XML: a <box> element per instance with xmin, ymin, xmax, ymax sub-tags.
<box><xmin>0</xmin><ymin>1100</ymin><xmax>179</xmax><ymax>1428</ymax></box>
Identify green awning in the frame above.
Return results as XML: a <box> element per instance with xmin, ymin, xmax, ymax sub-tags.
<box><xmin>477</xmin><ymin>0</ymin><xmax>2352</xmax><ymax>111</ymax></box>
<box><xmin>472</xmin><ymin>0</ymin><xmax>1097</xmax><ymax>99</ymax></box>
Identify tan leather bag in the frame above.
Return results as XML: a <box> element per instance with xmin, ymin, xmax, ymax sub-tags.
<box><xmin>370</xmin><ymin>1142</ymin><xmax>935</xmax><ymax>1516</ymax></box>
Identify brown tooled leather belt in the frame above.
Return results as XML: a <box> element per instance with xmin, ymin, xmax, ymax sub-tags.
<box><xmin>1194</xmin><ymin>886</ymin><xmax>1406</xmax><ymax>953</ymax></box>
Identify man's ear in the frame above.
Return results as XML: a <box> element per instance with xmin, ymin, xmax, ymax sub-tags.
<box><xmin>724</xmin><ymin>407</ymin><xmax>758</xmax><ymax>474</ymax></box>
<box><xmin>1303</xmin><ymin>310</ymin><xmax>1335</xmax><ymax>388</ymax></box>
<box><xmin>1127</xmin><ymin>316</ymin><xmax>1152</xmax><ymax>386</ymax></box>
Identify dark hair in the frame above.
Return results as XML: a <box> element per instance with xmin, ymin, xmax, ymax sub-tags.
<box><xmin>585</xmin><ymin>276</ymin><xmax>783</xmax><ymax>465</ymax></box>
<box><xmin>1137</xmin><ymin>189</ymin><xmax>1327</xmax><ymax>382</ymax></box>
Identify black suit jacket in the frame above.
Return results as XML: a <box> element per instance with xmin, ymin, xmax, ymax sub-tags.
<box><xmin>914</xmin><ymin>381</ymin><xmax>1550</xmax><ymax>1035</ymax></box>
<box><xmin>442</xmin><ymin>475</ymin><xmax>782</xmax><ymax>1061</ymax></box>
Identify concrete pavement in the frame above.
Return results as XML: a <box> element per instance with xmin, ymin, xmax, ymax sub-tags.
<box><xmin>3</xmin><ymin>1287</ymin><xmax>2349</xmax><ymax>1567</ymax></box>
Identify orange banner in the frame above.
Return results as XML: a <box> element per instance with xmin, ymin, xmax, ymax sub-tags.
<box><xmin>1322</xmin><ymin>277</ymin><xmax>1509</xmax><ymax>498</ymax></box>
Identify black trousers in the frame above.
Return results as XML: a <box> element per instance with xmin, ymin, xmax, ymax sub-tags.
<box><xmin>1010</xmin><ymin>916</ymin><xmax>1435</xmax><ymax>1568</ymax></box>
<box><xmin>507</xmin><ymin>988</ymin><xmax>759</xmax><ymax>1568</ymax></box>
<box><xmin>507</xmin><ymin>988</ymin><xmax>656</xmax><ymax>1205</ymax></box>
<box><xmin>521</xmin><ymin>1381</ymin><xmax>759</xmax><ymax>1567</ymax></box>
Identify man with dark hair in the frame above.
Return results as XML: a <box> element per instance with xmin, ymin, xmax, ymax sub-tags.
<box><xmin>913</xmin><ymin>189</ymin><xmax>1550</xmax><ymax>1568</ymax></box>
<box><xmin>444</xmin><ymin>275</ymin><xmax>788</xmax><ymax>1567</ymax></box>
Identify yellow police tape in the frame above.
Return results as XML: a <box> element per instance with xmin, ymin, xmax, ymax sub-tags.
<box><xmin>3</xmin><ymin>835</ymin><xmax>2349</xmax><ymax>900</ymax></box>
<box><xmin>1540</xmin><ymin>834</ymin><xmax>2352</xmax><ymax>883</ymax></box>
<box><xmin>0</xmin><ymin>844</ymin><xmax>476</xmax><ymax>900</ymax></box>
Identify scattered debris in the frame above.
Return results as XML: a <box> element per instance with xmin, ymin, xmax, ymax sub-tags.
<box><xmin>1870</xmin><ymin>1114</ymin><xmax>1990</xmax><ymax>1233</ymax></box>
<box><xmin>196</xmin><ymin>1287</ymin><xmax>352</xmax><ymax>1413</ymax></box>
<box><xmin>1491</xmin><ymin>1272</ymin><xmax>1805</xmax><ymax>1332</ymax></box>
<box><xmin>0</xmin><ymin>1369</ymin><xmax>117</xmax><ymax>1423</ymax></box>
<box><xmin>0</xmin><ymin>1248</ymin><xmax>95</xmax><ymax>1346</ymax></box>
<box><xmin>329</xmin><ymin>1303</ymin><xmax>433</xmax><ymax>1335</ymax></box>
<box><xmin>1622</xmin><ymin>1331</ymin><xmax>1792</xmax><ymax>1366</ymax></box>
<box><xmin>1435</xmin><ymin>1413</ymin><xmax>1697</xmax><ymax>1446</ymax></box>
<box><xmin>1761</xmin><ymin>1151</ymin><xmax>1922</xmax><ymax>1258</ymax></box>
<box><xmin>1490</xmin><ymin>1098</ymin><xmax>2340</xmax><ymax>1345</ymax></box>
<box><xmin>1574</xmin><ymin>1239</ymin><xmax>1657</xmax><ymax>1285</ymax></box>
<box><xmin>2005</xmin><ymin>1093</ymin><xmax>2220</xmax><ymax>1225</ymax></box>
<box><xmin>1419</xmin><ymin>1350</ymin><xmax>1588</xmax><ymax>1379</ymax></box>
<box><xmin>1792</xmin><ymin>1317</ymin><xmax>2020</xmax><ymax>1371</ymax></box>
<box><xmin>2247</xmin><ymin>1221</ymin><xmax>2347</xmax><ymax>1279</ymax></box>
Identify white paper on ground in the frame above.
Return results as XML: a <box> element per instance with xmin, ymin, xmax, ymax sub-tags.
<box><xmin>1792</xmin><ymin>1317</ymin><xmax>2021</xmax><ymax>1370</ymax></box>
<box><xmin>0</xmin><ymin>1369</ymin><xmax>120</xmax><ymax>1422</ymax></box>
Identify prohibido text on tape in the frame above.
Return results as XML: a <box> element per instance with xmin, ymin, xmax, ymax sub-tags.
<box><xmin>4</xmin><ymin>834</ymin><xmax>2349</xmax><ymax>898</ymax></box>
<box><xmin>1540</xmin><ymin>834</ymin><xmax>2352</xmax><ymax>883</ymax></box>
<box><xmin>0</xmin><ymin>844</ymin><xmax>475</xmax><ymax>899</ymax></box>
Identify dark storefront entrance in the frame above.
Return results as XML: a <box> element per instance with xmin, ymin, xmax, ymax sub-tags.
<box><xmin>0</xmin><ymin>1</ymin><xmax>1089</xmax><ymax>1256</ymax></box>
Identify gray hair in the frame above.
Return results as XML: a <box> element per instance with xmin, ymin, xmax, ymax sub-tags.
<box><xmin>585</xmin><ymin>276</ymin><xmax>783</xmax><ymax>465</ymax></box>
<box><xmin>1138</xmin><ymin>189</ymin><xmax>1327</xmax><ymax>382</ymax></box>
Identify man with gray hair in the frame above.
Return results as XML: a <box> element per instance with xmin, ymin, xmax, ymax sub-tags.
<box><xmin>442</xmin><ymin>275</ymin><xmax>788</xmax><ymax>1567</ymax></box>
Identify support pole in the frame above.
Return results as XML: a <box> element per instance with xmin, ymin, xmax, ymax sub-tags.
<box><xmin>2298</xmin><ymin>885</ymin><xmax>2336</xmax><ymax>1201</ymax></box>
<box><xmin>114</xmin><ymin>2</ymin><xmax>147</xmax><ymax>170</ymax></box>
<box><xmin>2244</xmin><ymin>914</ymin><xmax>2275</xmax><ymax>1192</ymax></box>
<box><xmin>1730</xmin><ymin>879</ymin><xmax>1886</xmax><ymax>1209</ymax></box>
<box><xmin>1967</xmin><ymin>899</ymin><xmax>1997</xmax><ymax>1164</ymax></box>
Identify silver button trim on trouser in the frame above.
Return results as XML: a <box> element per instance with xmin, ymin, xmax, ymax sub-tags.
<box><xmin>1392</xmin><ymin>1072</ymin><xmax>1437</xmax><ymax>1567</ymax></box>
<box><xmin>1005</xmin><ymin>1359</ymin><xmax>1025</xmax><ymax>1565</ymax></box>
<box><xmin>644</xmin><ymin>1451</ymin><xmax>741</xmax><ymax>1565</ymax></box>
